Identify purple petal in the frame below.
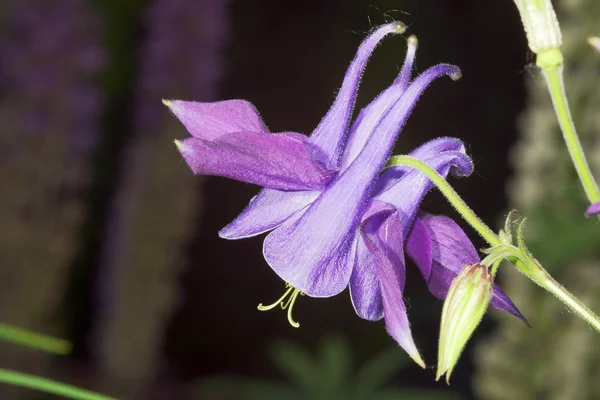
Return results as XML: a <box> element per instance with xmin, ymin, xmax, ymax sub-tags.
<box><xmin>394</xmin><ymin>36</ymin><xmax>418</xmax><ymax>91</ymax></box>
<box><xmin>175</xmin><ymin>131</ymin><xmax>334</xmax><ymax>191</ymax></box>
<box><xmin>374</xmin><ymin>137</ymin><xmax>470</xmax><ymax>195</ymax></box>
<box><xmin>373</xmin><ymin>142</ymin><xmax>472</xmax><ymax>238</ymax></box>
<box><xmin>586</xmin><ymin>201</ymin><xmax>600</xmax><ymax>216</ymax></box>
<box><xmin>340</xmin><ymin>35</ymin><xmax>419</xmax><ymax>170</ymax></box>
<box><xmin>360</xmin><ymin>201</ymin><xmax>425</xmax><ymax>367</ymax></box>
<box><xmin>309</xmin><ymin>22</ymin><xmax>404</xmax><ymax>170</ymax></box>
<box><xmin>406</xmin><ymin>212</ymin><xmax>527</xmax><ymax>322</ymax></box>
<box><xmin>219</xmin><ymin>189</ymin><xmax>319</xmax><ymax>239</ymax></box>
<box><xmin>166</xmin><ymin>99</ymin><xmax>269</xmax><ymax>140</ymax></box>
<box><xmin>349</xmin><ymin>235</ymin><xmax>383</xmax><ymax>321</ymax></box>
<box><xmin>263</xmin><ymin>65</ymin><xmax>460</xmax><ymax>297</ymax></box>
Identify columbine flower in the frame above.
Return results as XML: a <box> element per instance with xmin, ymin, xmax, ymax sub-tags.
<box><xmin>437</xmin><ymin>263</ymin><xmax>492</xmax><ymax>384</ymax></box>
<box><xmin>166</xmin><ymin>23</ymin><xmax>523</xmax><ymax>366</ymax></box>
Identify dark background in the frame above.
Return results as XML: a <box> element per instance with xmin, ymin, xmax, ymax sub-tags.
<box><xmin>0</xmin><ymin>0</ymin><xmax>531</xmax><ymax>399</ymax></box>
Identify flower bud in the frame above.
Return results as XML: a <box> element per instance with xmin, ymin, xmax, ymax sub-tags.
<box><xmin>437</xmin><ymin>264</ymin><xmax>492</xmax><ymax>384</ymax></box>
<box><xmin>589</xmin><ymin>37</ymin><xmax>600</xmax><ymax>54</ymax></box>
<box><xmin>513</xmin><ymin>0</ymin><xmax>562</xmax><ymax>54</ymax></box>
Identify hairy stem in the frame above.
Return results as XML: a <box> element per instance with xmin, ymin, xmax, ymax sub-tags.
<box><xmin>386</xmin><ymin>155</ymin><xmax>600</xmax><ymax>331</ymax></box>
<box><xmin>538</xmin><ymin>49</ymin><xmax>600</xmax><ymax>204</ymax></box>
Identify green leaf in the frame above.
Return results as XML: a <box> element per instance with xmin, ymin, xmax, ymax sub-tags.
<box><xmin>269</xmin><ymin>339</ymin><xmax>321</xmax><ymax>397</ymax></box>
<box><xmin>317</xmin><ymin>334</ymin><xmax>352</xmax><ymax>400</ymax></box>
<box><xmin>353</xmin><ymin>346</ymin><xmax>410</xmax><ymax>396</ymax></box>
<box><xmin>194</xmin><ymin>377</ymin><xmax>301</xmax><ymax>400</ymax></box>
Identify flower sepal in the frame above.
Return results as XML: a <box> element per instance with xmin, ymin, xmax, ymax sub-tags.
<box><xmin>437</xmin><ymin>263</ymin><xmax>492</xmax><ymax>384</ymax></box>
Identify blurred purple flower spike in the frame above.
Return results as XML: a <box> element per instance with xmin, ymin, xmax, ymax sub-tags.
<box><xmin>586</xmin><ymin>201</ymin><xmax>600</xmax><ymax>216</ymax></box>
<box><xmin>166</xmin><ymin>23</ymin><xmax>523</xmax><ymax>366</ymax></box>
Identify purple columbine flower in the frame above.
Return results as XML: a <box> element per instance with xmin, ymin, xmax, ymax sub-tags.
<box><xmin>166</xmin><ymin>23</ymin><xmax>523</xmax><ymax>366</ymax></box>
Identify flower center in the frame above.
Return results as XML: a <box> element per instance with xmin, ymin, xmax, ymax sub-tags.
<box><xmin>257</xmin><ymin>283</ymin><xmax>304</xmax><ymax>328</ymax></box>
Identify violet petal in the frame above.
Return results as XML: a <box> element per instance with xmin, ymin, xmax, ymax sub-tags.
<box><xmin>263</xmin><ymin>64</ymin><xmax>460</xmax><ymax>297</ymax></box>
<box><xmin>219</xmin><ymin>189</ymin><xmax>319</xmax><ymax>239</ymax></box>
<box><xmin>340</xmin><ymin>36</ymin><xmax>418</xmax><ymax>170</ymax></box>
<box><xmin>308</xmin><ymin>22</ymin><xmax>403</xmax><ymax>170</ymax></box>
<box><xmin>406</xmin><ymin>211</ymin><xmax>527</xmax><ymax>322</ymax></box>
<box><xmin>360</xmin><ymin>201</ymin><xmax>424</xmax><ymax>367</ymax></box>
<box><xmin>374</xmin><ymin>143</ymin><xmax>473</xmax><ymax>238</ymax></box>
<box><xmin>176</xmin><ymin>131</ymin><xmax>334</xmax><ymax>191</ymax></box>
<box><xmin>167</xmin><ymin>99</ymin><xmax>269</xmax><ymax>140</ymax></box>
<box><xmin>349</xmin><ymin>234</ymin><xmax>384</xmax><ymax>321</ymax></box>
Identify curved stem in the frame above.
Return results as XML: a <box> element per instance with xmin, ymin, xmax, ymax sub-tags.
<box><xmin>386</xmin><ymin>155</ymin><xmax>600</xmax><ymax>331</ymax></box>
<box><xmin>0</xmin><ymin>369</ymin><xmax>117</xmax><ymax>400</ymax></box>
<box><xmin>386</xmin><ymin>156</ymin><xmax>501</xmax><ymax>246</ymax></box>
<box><xmin>0</xmin><ymin>323</ymin><xmax>71</xmax><ymax>355</ymax></box>
<box><xmin>541</xmin><ymin>62</ymin><xmax>600</xmax><ymax>204</ymax></box>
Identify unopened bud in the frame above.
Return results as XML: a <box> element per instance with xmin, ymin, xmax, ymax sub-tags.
<box><xmin>513</xmin><ymin>0</ymin><xmax>562</xmax><ymax>54</ymax></box>
<box><xmin>437</xmin><ymin>264</ymin><xmax>492</xmax><ymax>384</ymax></box>
<box><xmin>589</xmin><ymin>37</ymin><xmax>600</xmax><ymax>54</ymax></box>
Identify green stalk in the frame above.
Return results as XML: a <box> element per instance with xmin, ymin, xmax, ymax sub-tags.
<box><xmin>385</xmin><ymin>156</ymin><xmax>501</xmax><ymax>247</ymax></box>
<box><xmin>0</xmin><ymin>369</ymin><xmax>117</xmax><ymax>400</ymax></box>
<box><xmin>537</xmin><ymin>49</ymin><xmax>600</xmax><ymax>204</ymax></box>
<box><xmin>386</xmin><ymin>155</ymin><xmax>600</xmax><ymax>331</ymax></box>
<box><xmin>0</xmin><ymin>323</ymin><xmax>71</xmax><ymax>354</ymax></box>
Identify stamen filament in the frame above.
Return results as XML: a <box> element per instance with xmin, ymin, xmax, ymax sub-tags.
<box><xmin>257</xmin><ymin>287</ymin><xmax>293</xmax><ymax>311</ymax></box>
<box><xmin>286</xmin><ymin>291</ymin><xmax>301</xmax><ymax>328</ymax></box>
<box><xmin>257</xmin><ymin>284</ymin><xmax>303</xmax><ymax>328</ymax></box>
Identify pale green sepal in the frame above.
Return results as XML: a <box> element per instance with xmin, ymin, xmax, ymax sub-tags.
<box><xmin>437</xmin><ymin>264</ymin><xmax>492</xmax><ymax>384</ymax></box>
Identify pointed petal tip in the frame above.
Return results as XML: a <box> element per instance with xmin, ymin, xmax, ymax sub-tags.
<box><xmin>402</xmin><ymin>341</ymin><xmax>426</xmax><ymax>369</ymax></box>
<box><xmin>411</xmin><ymin>352</ymin><xmax>427</xmax><ymax>369</ymax></box>
<box><xmin>588</xmin><ymin>36</ymin><xmax>600</xmax><ymax>50</ymax></box>
<box><xmin>162</xmin><ymin>98</ymin><xmax>173</xmax><ymax>107</ymax></box>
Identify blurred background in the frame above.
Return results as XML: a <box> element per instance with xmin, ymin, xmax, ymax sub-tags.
<box><xmin>1</xmin><ymin>0</ymin><xmax>599</xmax><ymax>399</ymax></box>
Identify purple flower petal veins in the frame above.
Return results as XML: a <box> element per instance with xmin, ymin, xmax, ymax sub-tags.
<box><xmin>309</xmin><ymin>21</ymin><xmax>407</xmax><ymax>170</ymax></box>
<box><xmin>174</xmin><ymin>131</ymin><xmax>334</xmax><ymax>190</ymax></box>
<box><xmin>349</xmin><ymin>138</ymin><xmax>474</xmax><ymax>321</ymax></box>
<box><xmin>219</xmin><ymin>22</ymin><xmax>407</xmax><ymax>239</ymax></box>
<box><xmin>263</xmin><ymin>63</ymin><xmax>461</xmax><ymax>297</ymax></box>
<box><xmin>360</xmin><ymin>201</ymin><xmax>425</xmax><ymax>368</ymax></box>
<box><xmin>406</xmin><ymin>212</ymin><xmax>527</xmax><ymax>322</ymax></box>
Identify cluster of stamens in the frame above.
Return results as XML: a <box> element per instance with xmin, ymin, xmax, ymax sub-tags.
<box><xmin>257</xmin><ymin>283</ymin><xmax>304</xmax><ymax>328</ymax></box>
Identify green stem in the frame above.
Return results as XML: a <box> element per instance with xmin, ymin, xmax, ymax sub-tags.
<box><xmin>538</xmin><ymin>49</ymin><xmax>600</xmax><ymax>204</ymax></box>
<box><xmin>386</xmin><ymin>155</ymin><xmax>600</xmax><ymax>331</ymax></box>
<box><xmin>0</xmin><ymin>323</ymin><xmax>71</xmax><ymax>355</ymax></box>
<box><xmin>0</xmin><ymin>369</ymin><xmax>117</xmax><ymax>400</ymax></box>
<box><xmin>386</xmin><ymin>156</ymin><xmax>501</xmax><ymax>246</ymax></box>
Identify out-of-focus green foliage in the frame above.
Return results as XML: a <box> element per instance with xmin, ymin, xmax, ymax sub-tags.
<box><xmin>194</xmin><ymin>334</ymin><xmax>461</xmax><ymax>400</ymax></box>
<box><xmin>475</xmin><ymin>0</ymin><xmax>600</xmax><ymax>398</ymax></box>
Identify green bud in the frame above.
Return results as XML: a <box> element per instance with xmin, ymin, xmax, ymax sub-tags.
<box><xmin>513</xmin><ymin>0</ymin><xmax>562</xmax><ymax>54</ymax></box>
<box><xmin>437</xmin><ymin>263</ymin><xmax>492</xmax><ymax>384</ymax></box>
